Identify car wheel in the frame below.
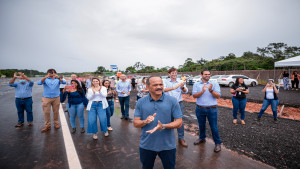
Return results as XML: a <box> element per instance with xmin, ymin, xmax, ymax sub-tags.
<box><xmin>251</xmin><ymin>81</ymin><xmax>256</xmax><ymax>87</ymax></box>
<box><xmin>229</xmin><ymin>82</ymin><xmax>234</xmax><ymax>87</ymax></box>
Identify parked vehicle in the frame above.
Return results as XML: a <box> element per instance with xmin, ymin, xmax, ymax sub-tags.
<box><xmin>192</xmin><ymin>75</ymin><xmax>202</xmax><ymax>84</ymax></box>
<box><xmin>217</xmin><ymin>75</ymin><xmax>258</xmax><ymax>87</ymax></box>
<box><xmin>210</xmin><ymin>75</ymin><xmax>223</xmax><ymax>83</ymax></box>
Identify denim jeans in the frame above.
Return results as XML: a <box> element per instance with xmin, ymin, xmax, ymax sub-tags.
<box><xmin>139</xmin><ymin>147</ymin><xmax>176</xmax><ymax>169</ymax></box>
<box><xmin>67</xmin><ymin>103</ymin><xmax>85</xmax><ymax>128</ymax></box>
<box><xmin>87</xmin><ymin>102</ymin><xmax>107</xmax><ymax>133</ymax></box>
<box><xmin>15</xmin><ymin>98</ymin><xmax>33</xmax><ymax>123</ymax></box>
<box><xmin>177</xmin><ymin>102</ymin><xmax>185</xmax><ymax>139</ymax></box>
<box><xmin>106</xmin><ymin>100</ymin><xmax>114</xmax><ymax>127</ymax></box>
<box><xmin>232</xmin><ymin>97</ymin><xmax>247</xmax><ymax>120</ymax></box>
<box><xmin>258</xmin><ymin>99</ymin><xmax>279</xmax><ymax>120</ymax></box>
<box><xmin>137</xmin><ymin>96</ymin><xmax>141</xmax><ymax>101</ymax></box>
<box><xmin>118</xmin><ymin>96</ymin><xmax>130</xmax><ymax>118</ymax></box>
<box><xmin>195</xmin><ymin>106</ymin><xmax>222</xmax><ymax>145</ymax></box>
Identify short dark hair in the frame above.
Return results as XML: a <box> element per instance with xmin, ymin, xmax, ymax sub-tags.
<box><xmin>146</xmin><ymin>76</ymin><xmax>162</xmax><ymax>86</ymax></box>
<box><xmin>201</xmin><ymin>70</ymin><xmax>210</xmax><ymax>75</ymax></box>
<box><xmin>168</xmin><ymin>67</ymin><xmax>177</xmax><ymax>74</ymax></box>
<box><xmin>47</xmin><ymin>68</ymin><xmax>57</xmax><ymax>74</ymax></box>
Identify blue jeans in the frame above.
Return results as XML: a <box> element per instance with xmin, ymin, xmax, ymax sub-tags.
<box><xmin>195</xmin><ymin>106</ymin><xmax>222</xmax><ymax>145</ymax></box>
<box><xmin>106</xmin><ymin>100</ymin><xmax>114</xmax><ymax>127</ymax></box>
<box><xmin>15</xmin><ymin>98</ymin><xmax>33</xmax><ymax>123</ymax></box>
<box><xmin>87</xmin><ymin>102</ymin><xmax>107</xmax><ymax>133</ymax></box>
<box><xmin>118</xmin><ymin>96</ymin><xmax>130</xmax><ymax>118</ymax></box>
<box><xmin>177</xmin><ymin>102</ymin><xmax>185</xmax><ymax>139</ymax></box>
<box><xmin>67</xmin><ymin>103</ymin><xmax>85</xmax><ymax>128</ymax></box>
<box><xmin>258</xmin><ymin>99</ymin><xmax>279</xmax><ymax>120</ymax></box>
<box><xmin>137</xmin><ymin>96</ymin><xmax>141</xmax><ymax>101</ymax></box>
<box><xmin>232</xmin><ymin>97</ymin><xmax>247</xmax><ymax>120</ymax></box>
<box><xmin>139</xmin><ymin>147</ymin><xmax>176</xmax><ymax>169</ymax></box>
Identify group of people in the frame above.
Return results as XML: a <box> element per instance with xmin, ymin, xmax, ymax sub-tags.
<box><xmin>282</xmin><ymin>71</ymin><xmax>299</xmax><ymax>90</ymax></box>
<box><xmin>9</xmin><ymin>67</ymin><xmax>288</xmax><ymax>169</ymax></box>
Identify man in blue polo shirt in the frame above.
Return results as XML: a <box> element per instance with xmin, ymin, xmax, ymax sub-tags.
<box><xmin>38</xmin><ymin>68</ymin><xmax>66</xmax><ymax>133</ymax></box>
<box><xmin>133</xmin><ymin>76</ymin><xmax>183</xmax><ymax>169</ymax></box>
<box><xmin>192</xmin><ymin>70</ymin><xmax>222</xmax><ymax>153</ymax></box>
<box><xmin>9</xmin><ymin>72</ymin><xmax>34</xmax><ymax>127</ymax></box>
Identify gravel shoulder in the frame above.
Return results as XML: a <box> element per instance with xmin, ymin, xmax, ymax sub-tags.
<box><xmin>129</xmin><ymin>88</ymin><xmax>300</xmax><ymax>169</ymax></box>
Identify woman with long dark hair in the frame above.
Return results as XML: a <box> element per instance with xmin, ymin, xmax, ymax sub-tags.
<box><xmin>86</xmin><ymin>78</ymin><xmax>109</xmax><ymax>139</ymax></box>
<box><xmin>61</xmin><ymin>80</ymin><xmax>88</xmax><ymax>133</ymax></box>
<box><xmin>257</xmin><ymin>80</ymin><xmax>279</xmax><ymax>123</ymax></box>
<box><xmin>103</xmin><ymin>80</ymin><xmax>117</xmax><ymax>131</ymax></box>
<box><xmin>230</xmin><ymin>77</ymin><xmax>249</xmax><ymax>125</ymax></box>
<box><xmin>291</xmin><ymin>71</ymin><xmax>299</xmax><ymax>90</ymax></box>
<box><xmin>137</xmin><ymin>77</ymin><xmax>149</xmax><ymax>101</ymax></box>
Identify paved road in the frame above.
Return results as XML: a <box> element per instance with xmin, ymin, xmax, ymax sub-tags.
<box><xmin>0</xmin><ymin>83</ymin><xmax>274</xmax><ymax>169</ymax></box>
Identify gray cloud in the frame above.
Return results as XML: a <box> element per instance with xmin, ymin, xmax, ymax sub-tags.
<box><xmin>0</xmin><ymin>0</ymin><xmax>299</xmax><ymax>72</ymax></box>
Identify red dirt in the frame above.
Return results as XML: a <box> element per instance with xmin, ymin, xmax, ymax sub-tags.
<box><xmin>182</xmin><ymin>94</ymin><xmax>300</xmax><ymax>121</ymax></box>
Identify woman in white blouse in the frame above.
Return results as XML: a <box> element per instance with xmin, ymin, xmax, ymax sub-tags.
<box><xmin>86</xmin><ymin>78</ymin><xmax>109</xmax><ymax>139</ymax></box>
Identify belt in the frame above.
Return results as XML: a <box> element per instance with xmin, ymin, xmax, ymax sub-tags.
<box><xmin>93</xmin><ymin>101</ymin><xmax>102</xmax><ymax>103</ymax></box>
<box><xmin>197</xmin><ymin>105</ymin><xmax>217</xmax><ymax>109</ymax></box>
<box><xmin>16</xmin><ymin>97</ymin><xmax>32</xmax><ymax>100</ymax></box>
<box><xmin>178</xmin><ymin>101</ymin><xmax>183</xmax><ymax>103</ymax></box>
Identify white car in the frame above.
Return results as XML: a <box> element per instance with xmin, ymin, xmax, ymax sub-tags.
<box><xmin>210</xmin><ymin>75</ymin><xmax>223</xmax><ymax>83</ymax></box>
<box><xmin>192</xmin><ymin>75</ymin><xmax>202</xmax><ymax>84</ymax></box>
<box><xmin>217</xmin><ymin>75</ymin><xmax>258</xmax><ymax>87</ymax></box>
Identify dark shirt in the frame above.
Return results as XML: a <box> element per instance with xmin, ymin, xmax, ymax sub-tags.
<box><xmin>283</xmin><ymin>72</ymin><xmax>289</xmax><ymax>77</ymax></box>
<box><xmin>131</xmin><ymin>78</ymin><xmax>136</xmax><ymax>84</ymax></box>
<box><xmin>60</xmin><ymin>91</ymin><xmax>88</xmax><ymax>108</ymax></box>
<box><xmin>231</xmin><ymin>84</ymin><xmax>248</xmax><ymax>99</ymax></box>
<box><xmin>106</xmin><ymin>87</ymin><xmax>115</xmax><ymax>100</ymax></box>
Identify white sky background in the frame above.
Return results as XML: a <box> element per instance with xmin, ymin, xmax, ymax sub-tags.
<box><xmin>0</xmin><ymin>0</ymin><xmax>299</xmax><ymax>72</ymax></box>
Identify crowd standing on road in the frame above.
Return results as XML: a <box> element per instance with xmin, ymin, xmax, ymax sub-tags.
<box><xmin>9</xmin><ymin>68</ymin><xmax>299</xmax><ymax>169</ymax></box>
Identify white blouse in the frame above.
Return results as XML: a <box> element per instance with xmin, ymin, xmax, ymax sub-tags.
<box><xmin>86</xmin><ymin>87</ymin><xmax>108</xmax><ymax>110</ymax></box>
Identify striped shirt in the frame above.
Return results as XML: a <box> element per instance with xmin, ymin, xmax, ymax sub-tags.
<box><xmin>164</xmin><ymin>79</ymin><xmax>188</xmax><ymax>102</ymax></box>
<box><xmin>38</xmin><ymin>78</ymin><xmax>66</xmax><ymax>98</ymax></box>
<box><xmin>9</xmin><ymin>81</ymin><xmax>34</xmax><ymax>98</ymax></box>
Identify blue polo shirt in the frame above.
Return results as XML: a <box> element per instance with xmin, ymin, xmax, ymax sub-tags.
<box><xmin>38</xmin><ymin>78</ymin><xmax>66</xmax><ymax>98</ymax></box>
<box><xmin>134</xmin><ymin>93</ymin><xmax>183</xmax><ymax>151</ymax></box>
<box><xmin>192</xmin><ymin>80</ymin><xmax>221</xmax><ymax>107</ymax></box>
<box><xmin>9</xmin><ymin>81</ymin><xmax>34</xmax><ymax>98</ymax></box>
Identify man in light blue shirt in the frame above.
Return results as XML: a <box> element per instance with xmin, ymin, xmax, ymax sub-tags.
<box><xmin>38</xmin><ymin>69</ymin><xmax>66</xmax><ymax>133</ymax></box>
<box><xmin>116</xmin><ymin>74</ymin><xmax>131</xmax><ymax>120</ymax></box>
<box><xmin>134</xmin><ymin>76</ymin><xmax>182</xmax><ymax>169</ymax></box>
<box><xmin>164</xmin><ymin>67</ymin><xmax>189</xmax><ymax>147</ymax></box>
<box><xmin>9</xmin><ymin>72</ymin><xmax>34</xmax><ymax>127</ymax></box>
<box><xmin>192</xmin><ymin>70</ymin><xmax>222</xmax><ymax>153</ymax></box>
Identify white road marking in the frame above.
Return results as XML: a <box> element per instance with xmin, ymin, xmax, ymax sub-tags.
<box><xmin>59</xmin><ymin>104</ymin><xmax>82</xmax><ymax>169</ymax></box>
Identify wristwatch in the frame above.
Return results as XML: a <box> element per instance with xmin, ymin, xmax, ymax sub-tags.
<box><xmin>181</xmin><ymin>87</ymin><xmax>185</xmax><ymax>90</ymax></box>
<box><xmin>209</xmin><ymin>89</ymin><xmax>213</xmax><ymax>93</ymax></box>
<box><xmin>162</xmin><ymin>124</ymin><xmax>166</xmax><ymax>130</ymax></box>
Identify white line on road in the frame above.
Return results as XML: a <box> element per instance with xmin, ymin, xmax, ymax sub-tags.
<box><xmin>59</xmin><ymin>104</ymin><xmax>82</xmax><ymax>169</ymax></box>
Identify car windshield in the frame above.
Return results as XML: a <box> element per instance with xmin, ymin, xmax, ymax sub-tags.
<box><xmin>211</xmin><ymin>75</ymin><xmax>221</xmax><ymax>79</ymax></box>
<box><xmin>194</xmin><ymin>76</ymin><xmax>201</xmax><ymax>79</ymax></box>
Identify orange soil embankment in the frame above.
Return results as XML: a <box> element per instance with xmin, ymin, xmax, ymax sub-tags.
<box><xmin>182</xmin><ymin>94</ymin><xmax>300</xmax><ymax>121</ymax></box>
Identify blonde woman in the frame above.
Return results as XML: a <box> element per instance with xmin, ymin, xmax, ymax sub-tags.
<box><xmin>86</xmin><ymin>78</ymin><xmax>109</xmax><ymax>139</ymax></box>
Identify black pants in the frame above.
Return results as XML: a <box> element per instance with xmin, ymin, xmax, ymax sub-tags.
<box><xmin>292</xmin><ymin>80</ymin><xmax>299</xmax><ymax>89</ymax></box>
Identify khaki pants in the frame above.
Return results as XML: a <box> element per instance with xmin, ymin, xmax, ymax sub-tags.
<box><xmin>42</xmin><ymin>97</ymin><xmax>60</xmax><ymax>127</ymax></box>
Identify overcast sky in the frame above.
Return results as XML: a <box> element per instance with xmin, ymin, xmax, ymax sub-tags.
<box><xmin>0</xmin><ymin>0</ymin><xmax>300</xmax><ymax>73</ymax></box>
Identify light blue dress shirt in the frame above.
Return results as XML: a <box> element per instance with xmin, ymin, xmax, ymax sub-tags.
<box><xmin>164</xmin><ymin>79</ymin><xmax>188</xmax><ymax>102</ymax></box>
<box><xmin>85</xmin><ymin>79</ymin><xmax>91</xmax><ymax>89</ymax></box>
<box><xmin>9</xmin><ymin>81</ymin><xmax>34</xmax><ymax>98</ymax></box>
<box><xmin>192</xmin><ymin>80</ymin><xmax>221</xmax><ymax>107</ymax></box>
<box><xmin>38</xmin><ymin>78</ymin><xmax>66</xmax><ymax>98</ymax></box>
<box><xmin>116</xmin><ymin>80</ymin><xmax>131</xmax><ymax>97</ymax></box>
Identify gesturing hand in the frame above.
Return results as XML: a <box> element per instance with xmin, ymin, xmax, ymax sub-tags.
<box><xmin>202</xmin><ymin>84</ymin><xmax>207</xmax><ymax>91</ymax></box>
<box><xmin>146</xmin><ymin>120</ymin><xmax>163</xmax><ymax>134</ymax></box>
<box><xmin>208</xmin><ymin>84</ymin><xmax>213</xmax><ymax>90</ymax></box>
<box><xmin>145</xmin><ymin>113</ymin><xmax>156</xmax><ymax>124</ymax></box>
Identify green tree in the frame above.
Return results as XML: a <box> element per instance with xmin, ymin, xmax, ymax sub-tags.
<box><xmin>95</xmin><ymin>66</ymin><xmax>106</xmax><ymax>74</ymax></box>
<box><xmin>125</xmin><ymin>66</ymin><xmax>136</xmax><ymax>73</ymax></box>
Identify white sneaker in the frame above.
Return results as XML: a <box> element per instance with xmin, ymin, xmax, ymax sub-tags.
<box><xmin>93</xmin><ymin>134</ymin><xmax>98</xmax><ymax>140</ymax></box>
<box><xmin>104</xmin><ymin>132</ymin><xmax>109</xmax><ymax>137</ymax></box>
<box><xmin>107</xmin><ymin>127</ymin><xmax>113</xmax><ymax>131</ymax></box>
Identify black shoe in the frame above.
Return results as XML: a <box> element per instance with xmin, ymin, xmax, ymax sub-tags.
<box><xmin>214</xmin><ymin>145</ymin><xmax>221</xmax><ymax>153</ymax></box>
<box><xmin>71</xmin><ymin>128</ymin><xmax>76</xmax><ymax>134</ymax></box>
<box><xmin>121</xmin><ymin>116</ymin><xmax>125</xmax><ymax>119</ymax></box>
<box><xmin>125</xmin><ymin>117</ymin><xmax>132</xmax><ymax>121</ymax></box>
<box><xmin>194</xmin><ymin>139</ymin><xmax>206</xmax><ymax>145</ymax></box>
<box><xmin>274</xmin><ymin>119</ymin><xmax>278</xmax><ymax>124</ymax></box>
<box><xmin>15</xmin><ymin>123</ymin><xmax>24</xmax><ymax>127</ymax></box>
<box><xmin>81</xmin><ymin>128</ymin><xmax>85</xmax><ymax>133</ymax></box>
<box><xmin>257</xmin><ymin>116</ymin><xmax>261</xmax><ymax>121</ymax></box>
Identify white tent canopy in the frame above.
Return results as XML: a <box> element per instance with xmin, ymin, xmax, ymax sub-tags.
<box><xmin>275</xmin><ymin>56</ymin><xmax>300</xmax><ymax>67</ymax></box>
